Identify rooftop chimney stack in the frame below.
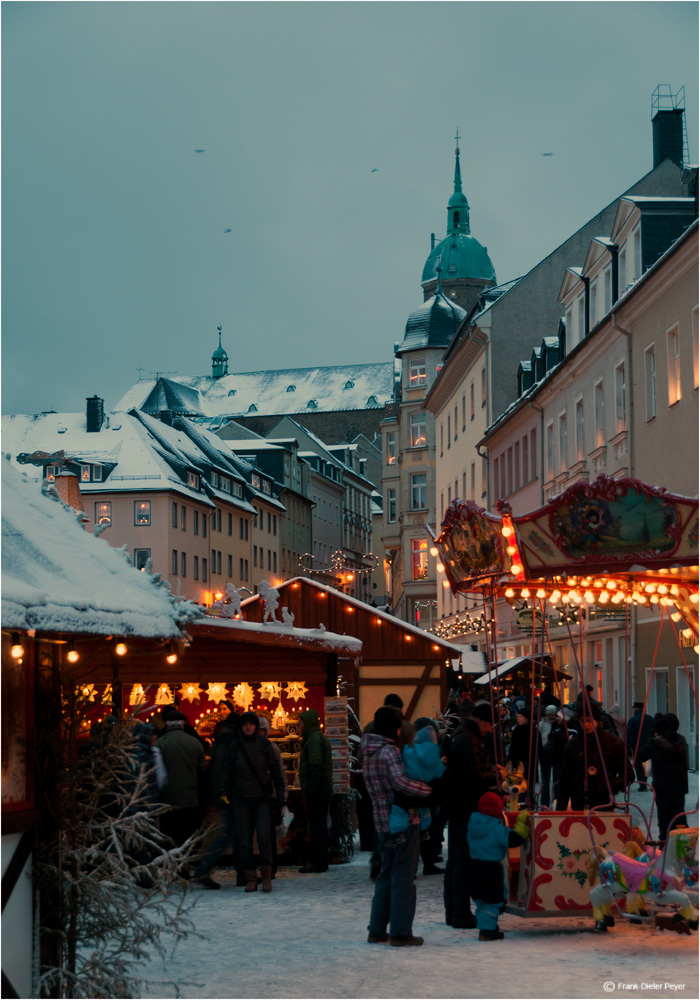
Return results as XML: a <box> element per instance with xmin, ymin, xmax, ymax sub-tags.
<box><xmin>86</xmin><ymin>395</ymin><xmax>104</xmax><ymax>433</ymax></box>
<box><xmin>651</xmin><ymin>85</ymin><xmax>687</xmax><ymax>169</ymax></box>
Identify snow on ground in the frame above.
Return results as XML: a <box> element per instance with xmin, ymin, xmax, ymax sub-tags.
<box><xmin>141</xmin><ymin>788</ymin><xmax>699</xmax><ymax>1000</ymax></box>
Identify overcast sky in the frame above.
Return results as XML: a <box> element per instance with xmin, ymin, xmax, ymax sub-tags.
<box><xmin>2</xmin><ymin>1</ymin><xmax>698</xmax><ymax>417</ymax></box>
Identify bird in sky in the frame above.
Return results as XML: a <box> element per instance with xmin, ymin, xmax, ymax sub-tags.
<box><xmin>195</xmin><ymin>149</ymin><xmax>206</xmax><ymax>153</ymax></box>
<box><xmin>370</xmin><ymin>168</ymin><xmax>378</xmax><ymax>172</ymax></box>
<box><xmin>541</xmin><ymin>152</ymin><xmax>554</xmax><ymax>157</ymax></box>
<box><xmin>224</xmin><ymin>228</ymin><xmax>232</xmax><ymax>233</ymax></box>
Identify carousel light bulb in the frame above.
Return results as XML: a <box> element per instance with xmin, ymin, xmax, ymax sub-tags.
<box><xmin>561</xmin><ymin>593</ymin><xmax>570</xmax><ymax>604</ymax></box>
<box><xmin>430</xmin><ymin>546</ymin><xmax>439</xmax><ymax>557</ymax></box>
<box><xmin>506</xmin><ymin>545</ymin><xmax>517</xmax><ymax>556</ymax></box>
<box><xmin>660</xmin><ymin>597</ymin><xmax>674</xmax><ymax>606</ymax></box>
<box><xmin>682</xmin><ymin>628</ymin><xmax>694</xmax><ymax>639</ymax></box>
<box><xmin>501</xmin><ymin>525</ymin><xmax>513</xmax><ymax>538</ymax></box>
<box><xmin>549</xmin><ymin>590</ymin><xmax>561</xmax><ymax>603</ymax></box>
<box><xmin>671</xmin><ymin>612</ymin><xmax>682</xmax><ymax>622</ymax></box>
<box><xmin>690</xmin><ymin>593</ymin><xmax>699</xmax><ymax>604</ymax></box>
<box><xmin>657</xmin><ymin>585</ymin><xmax>668</xmax><ymax>595</ymax></box>
<box><xmin>650</xmin><ymin>594</ymin><xmax>660</xmax><ymax>604</ymax></box>
<box><xmin>10</xmin><ymin>634</ymin><xmax>24</xmax><ymax>659</ymax></box>
<box><xmin>584</xmin><ymin>591</ymin><xmax>595</xmax><ymax>604</ymax></box>
<box><xmin>510</xmin><ymin>563</ymin><xmax>523</xmax><ymax>576</ymax></box>
<box><xmin>436</xmin><ymin>563</ymin><xmax>445</xmax><ymax>573</ymax></box>
<box><xmin>645</xmin><ymin>583</ymin><xmax>657</xmax><ymax>594</ymax></box>
<box><xmin>520</xmin><ymin>588</ymin><xmax>530</xmax><ymax>599</ymax></box>
<box><xmin>606</xmin><ymin>580</ymin><xmax>616</xmax><ymax>591</ymax></box>
<box><xmin>442</xmin><ymin>580</ymin><xmax>450</xmax><ymax>588</ymax></box>
<box><xmin>536</xmin><ymin>589</ymin><xmax>546</xmax><ymax>599</ymax></box>
<box><xmin>505</xmin><ymin>588</ymin><xmax>515</xmax><ymax>599</ymax></box>
<box><xmin>669</xmin><ymin>584</ymin><xmax>680</xmax><ymax>596</ymax></box>
<box><xmin>115</xmin><ymin>642</ymin><xmax>127</xmax><ymax>656</ymax></box>
<box><xmin>598</xmin><ymin>591</ymin><xmax>610</xmax><ymax>604</ymax></box>
<box><xmin>593</xmin><ymin>580</ymin><xmax>604</xmax><ymax>589</ymax></box>
<box><xmin>695</xmin><ymin>645</ymin><xmax>700</xmax><ymax>655</ymax></box>
<box><xmin>626</xmin><ymin>595</ymin><xmax>634</xmax><ymax>604</ymax></box>
<box><xmin>636</xmin><ymin>594</ymin><xmax>648</xmax><ymax>605</ymax></box>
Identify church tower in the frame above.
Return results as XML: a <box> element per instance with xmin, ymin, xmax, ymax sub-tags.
<box><xmin>211</xmin><ymin>325</ymin><xmax>229</xmax><ymax>378</ymax></box>
<box><xmin>421</xmin><ymin>132</ymin><xmax>496</xmax><ymax>314</ymax></box>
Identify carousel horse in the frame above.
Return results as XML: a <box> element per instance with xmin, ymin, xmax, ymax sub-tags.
<box><xmin>502</xmin><ymin>762</ymin><xmax>527</xmax><ymax>811</ymax></box>
<box><xmin>588</xmin><ymin>827</ymin><xmax>699</xmax><ymax>933</ymax></box>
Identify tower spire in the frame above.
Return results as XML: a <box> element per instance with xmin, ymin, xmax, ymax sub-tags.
<box><xmin>211</xmin><ymin>324</ymin><xmax>229</xmax><ymax>378</ymax></box>
<box><xmin>447</xmin><ymin>129</ymin><xmax>470</xmax><ymax>236</ymax></box>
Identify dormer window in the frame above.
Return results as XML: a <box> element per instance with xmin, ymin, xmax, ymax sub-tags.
<box><xmin>45</xmin><ymin>466</ymin><xmax>58</xmax><ymax>481</ymax></box>
<box><xmin>80</xmin><ymin>465</ymin><xmax>90</xmax><ymax>482</ymax></box>
<box><xmin>286</xmin><ymin>385</ymin><xmax>296</xmax><ymax>392</ymax></box>
<box><xmin>247</xmin><ymin>403</ymin><xmax>258</xmax><ymax>412</ymax></box>
<box><xmin>307</xmin><ymin>399</ymin><xmax>318</xmax><ymax>409</ymax></box>
<box><xmin>262</xmin><ymin>480</ymin><xmax>271</xmax><ymax>495</ymax></box>
<box><xmin>220</xmin><ymin>477</ymin><xmax>231</xmax><ymax>493</ymax></box>
<box><xmin>227</xmin><ymin>389</ymin><xmax>236</xmax><ymax>396</ymax></box>
<box><xmin>344</xmin><ymin>380</ymin><xmax>355</xmax><ymax>389</ymax></box>
<box><xmin>367</xmin><ymin>395</ymin><xmax>378</xmax><ymax>405</ymax></box>
<box><xmin>232</xmin><ymin>482</ymin><xmax>243</xmax><ymax>498</ymax></box>
<box><xmin>211</xmin><ymin>472</ymin><xmax>219</xmax><ymax>487</ymax></box>
<box><xmin>187</xmin><ymin>472</ymin><xmax>199</xmax><ymax>489</ymax></box>
<box><xmin>251</xmin><ymin>473</ymin><xmax>261</xmax><ymax>488</ymax></box>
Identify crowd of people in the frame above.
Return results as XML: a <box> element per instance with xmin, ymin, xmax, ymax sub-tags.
<box><xmin>358</xmin><ymin>688</ymin><xmax>692</xmax><ymax>947</ymax></box>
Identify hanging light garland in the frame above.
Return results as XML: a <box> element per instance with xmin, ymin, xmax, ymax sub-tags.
<box><xmin>298</xmin><ymin>548</ymin><xmax>378</xmax><ymax>590</ymax></box>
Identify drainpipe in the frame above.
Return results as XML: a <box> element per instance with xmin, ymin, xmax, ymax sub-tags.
<box><xmin>609</xmin><ymin>245</ymin><xmax>619</xmax><ymax>304</ymax></box>
<box><xmin>476</xmin><ymin>443</ymin><xmax>489</xmax><ymax>507</ymax></box>
<box><xmin>527</xmin><ymin>399</ymin><xmax>545</xmax><ymax>506</ymax></box>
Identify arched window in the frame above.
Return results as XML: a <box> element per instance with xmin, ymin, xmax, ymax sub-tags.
<box><xmin>453</xmin><ymin>211</ymin><xmax>460</xmax><ymax>227</ymax></box>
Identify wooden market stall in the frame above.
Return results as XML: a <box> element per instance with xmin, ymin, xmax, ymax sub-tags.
<box><xmin>240</xmin><ymin>576</ymin><xmax>462</xmax><ymax>727</ymax></box>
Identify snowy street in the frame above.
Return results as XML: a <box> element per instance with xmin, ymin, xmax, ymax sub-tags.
<box><xmin>142</xmin><ymin>788</ymin><xmax>699</xmax><ymax>1000</ymax></box>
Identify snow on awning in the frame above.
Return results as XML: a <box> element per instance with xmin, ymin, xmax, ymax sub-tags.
<box><xmin>472</xmin><ymin>656</ymin><xmax>571</xmax><ymax>687</ymax></box>
<box><xmin>1</xmin><ymin>458</ymin><xmax>199</xmax><ymax>638</ymax></box>
<box><xmin>459</xmin><ymin>647</ymin><xmax>488</xmax><ymax>674</ymax></box>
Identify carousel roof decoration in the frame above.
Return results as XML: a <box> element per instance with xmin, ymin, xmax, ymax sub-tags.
<box><xmin>434</xmin><ymin>475</ymin><xmax>699</xmax><ymax>636</ymax></box>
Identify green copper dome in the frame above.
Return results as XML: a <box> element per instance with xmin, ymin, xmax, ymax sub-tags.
<box><xmin>422</xmin><ymin>140</ymin><xmax>496</xmax><ymax>285</ymax></box>
<box><xmin>211</xmin><ymin>326</ymin><xmax>229</xmax><ymax>378</ymax></box>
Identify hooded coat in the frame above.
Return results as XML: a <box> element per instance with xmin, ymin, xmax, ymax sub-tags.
<box><xmin>219</xmin><ymin>712</ymin><xmax>284</xmax><ymax>804</ymax></box>
<box><xmin>299</xmin><ymin>709</ymin><xmax>333</xmax><ymax>803</ymax></box>
<box><xmin>640</xmin><ymin>731</ymin><xmax>688</xmax><ymax>796</ymax></box>
<box><xmin>557</xmin><ymin>727</ymin><xmax>633</xmax><ymax>809</ymax></box>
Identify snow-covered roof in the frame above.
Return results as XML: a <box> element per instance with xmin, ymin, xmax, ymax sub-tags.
<box><xmin>191</xmin><ymin>614</ymin><xmax>362</xmax><ymax>656</ymax></box>
<box><xmin>1</xmin><ymin>458</ymin><xmax>200</xmax><ymax>638</ymax></box>
<box><xmin>114</xmin><ymin>363</ymin><xmax>396</xmax><ymax>418</ymax></box>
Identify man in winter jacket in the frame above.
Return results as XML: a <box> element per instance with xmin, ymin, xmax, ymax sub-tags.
<box><xmin>627</xmin><ymin>702</ymin><xmax>655</xmax><ymax>789</ymax></box>
<box><xmin>193</xmin><ymin>712</ymin><xmax>245</xmax><ymax>889</ymax></box>
<box><xmin>443</xmin><ymin>701</ymin><xmax>504</xmax><ymax>929</ymax></box>
<box><xmin>298</xmin><ymin>708</ymin><xmax>333</xmax><ymax>874</ymax></box>
<box><xmin>556</xmin><ymin>702</ymin><xmax>633</xmax><ymax>809</ymax></box>
<box><xmin>158</xmin><ymin>711</ymin><xmax>206</xmax><ymax>847</ymax></box>
<box><xmin>362</xmin><ymin>706</ymin><xmax>432</xmax><ymax>946</ymax></box>
<box><xmin>640</xmin><ymin>713</ymin><xmax>689</xmax><ymax>839</ymax></box>
<box><xmin>219</xmin><ymin>711</ymin><xmax>284</xmax><ymax>893</ymax></box>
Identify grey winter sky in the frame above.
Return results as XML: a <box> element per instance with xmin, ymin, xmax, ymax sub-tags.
<box><xmin>2</xmin><ymin>1</ymin><xmax>698</xmax><ymax>417</ymax></box>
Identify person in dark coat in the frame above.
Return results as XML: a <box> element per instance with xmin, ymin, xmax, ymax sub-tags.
<box><xmin>627</xmin><ymin>702</ymin><xmax>655</xmax><ymax>789</ymax></box>
<box><xmin>639</xmin><ymin>713</ymin><xmax>689</xmax><ymax>840</ymax></box>
<box><xmin>219</xmin><ymin>711</ymin><xmax>284</xmax><ymax>893</ymax></box>
<box><xmin>506</xmin><ymin>707</ymin><xmax>541</xmax><ymax>805</ymax></box>
<box><xmin>193</xmin><ymin>711</ymin><xmax>245</xmax><ymax>889</ymax></box>
<box><xmin>546</xmin><ymin>708</ymin><xmax>575</xmax><ymax>799</ymax></box>
<box><xmin>556</xmin><ymin>702</ymin><xmax>633</xmax><ymax>810</ymax></box>
<box><xmin>298</xmin><ymin>708</ymin><xmax>334</xmax><ymax>874</ymax></box>
<box><xmin>158</xmin><ymin>711</ymin><xmax>206</xmax><ymax>848</ymax></box>
<box><xmin>443</xmin><ymin>701</ymin><xmax>503</xmax><ymax>928</ymax></box>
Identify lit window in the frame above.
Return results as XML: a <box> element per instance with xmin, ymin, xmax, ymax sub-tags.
<box><xmin>81</xmin><ymin>464</ymin><xmax>90</xmax><ymax>482</ymax></box>
<box><xmin>411</xmin><ymin>473</ymin><xmax>427</xmax><ymax>510</ymax></box>
<box><xmin>667</xmin><ymin>325</ymin><xmax>681</xmax><ymax>405</ymax></box>
<box><xmin>409</xmin><ymin>358</ymin><xmax>426</xmax><ymax>386</ymax></box>
<box><xmin>95</xmin><ymin>501</ymin><xmax>112</xmax><ymax>526</ymax></box>
<box><xmin>46</xmin><ymin>465</ymin><xmax>58</xmax><ymax>482</ymax></box>
<box><xmin>262</xmin><ymin>480</ymin><xmax>271</xmax><ymax>495</ymax></box>
<box><xmin>386</xmin><ymin>432</ymin><xmax>396</xmax><ymax>465</ymax></box>
<box><xmin>187</xmin><ymin>472</ymin><xmax>199</xmax><ymax>489</ymax></box>
<box><xmin>412</xmin><ymin>538</ymin><xmax>428</xmax><ymax>580</ymax></box>
<box><xmin>251</xmin><ymin>473</ymin><xmax>261</xmax><ymax>488</ymax></box>
<box><xmin>135</xmin><ymin>501</ymin><xmax>151</xmax><ymax>525</ymax></box>
<box><xmin>410</xmin><ymin>411</ymin><xmax>426</xmax><ymax>447</ymax></box>
<box><xmin>134</xmin><ymin>548</ymin><xmax>150</xmax><ymax>571</ymax></box>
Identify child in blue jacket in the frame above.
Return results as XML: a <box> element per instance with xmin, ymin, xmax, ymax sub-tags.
<box><xmin>466</xmin><ymin>791</ymin><xmax>529</xmax><ymax>940</ymax></box>
<box><xmin>387</xmin><ymin>718</ymin><xmax>445</xmax><ymax>834</ymax></box>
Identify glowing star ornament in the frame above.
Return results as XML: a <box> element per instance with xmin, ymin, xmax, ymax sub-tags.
<box><xmin>179</xmin><ymin>682</ymin><xmax>204</xmax><ymax>704</ymax></box>
<box><xmin>232</xmin><ymin>682</ymin><xmax>255</xmax><ymax>711</ymax></box>
<box><xmin>129</xmin><ymin>683</ymin><xmax>146</xmax><ymax>706</ymax></box>
<box><xmin>258</xmin><ymin>681</ymin><xmax>282</xmax><ymax>702</ymax></box>
<box><xmin>285</xmin><ymin>681</ymin><xmax>308</xmax><ymax>703</ymax></box>
<box><xmin>207</xmin><ymin>682</ymin><xmax>229</xmax><ymax>705</ymax></box>
<box><xmin>155</xmin><ymin>683</ymin><xmax>174</xmax><ymax>706</ymax></box>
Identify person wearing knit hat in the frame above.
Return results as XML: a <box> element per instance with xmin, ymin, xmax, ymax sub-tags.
<box><xmin>639</xmin><ymin>713</ymin><xmax>689</xmax><ymax>840</ymax></box>
<box><xmin>556</xmin><ymin>705</ymin><xmax>633</xmax><ymax>810</ymax></box>
<box><xmin>467</xmin><ymin>791</ymin><xmax>529</xmax><ymax>940</ymax></box>
<box><xmin>443</xmin><ymin>694</ymin><xmax>505</xmax><ymax>929</ymax></box>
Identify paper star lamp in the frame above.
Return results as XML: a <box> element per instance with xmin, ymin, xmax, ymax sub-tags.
<box><xmin>232</xmin><ymin>682</ymin><xmax>255</xmax><ymax>711</ymax></box>
<box><xmin>285</xmin><ymin>681</ymin><xmax>308</xmax><ymax>703</ymax></box>
<box><xmin>179</xmin><ymin>682</ymin><xmax>204</xmax><ymax>704</ymax></box>
<box><xmin>207</xmin><ymin>682</ymin><xmax>229</xmax><ymax>704</ymax></box>
<box><xmin>258</xmin><ymin>681</ymin><xmax>282</xmax><ymax>702</ymax></box>
<box><xmin>79</xmin><ymin>683</ymin><xmax>97</xmax><ymax>702</ymax></box>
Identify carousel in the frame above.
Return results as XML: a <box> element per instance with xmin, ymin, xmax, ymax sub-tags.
<box><xmin>431</xmin><ymin>473</ymin><xmax>699</xmax><ymax>928</ymax></box>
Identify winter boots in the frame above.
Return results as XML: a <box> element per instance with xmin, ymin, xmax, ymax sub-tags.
<box><xmin>244</xmin><ymin>870</ymin><xmax>258</xmax><ymax>892</ymax></box>
<box><xmin>261</xmin><ymin>865</ymin><xmax>273</xmax><ymax>892</ymax></box>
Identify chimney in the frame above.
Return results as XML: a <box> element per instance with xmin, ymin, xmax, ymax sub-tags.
<box><xmin>651</xmin><ymin>85</ymin><xmax>686</xmax><ymax>169</ymax></box>
<box><xmin>54</xmin><ymin>471</ymin><xmax>84</xmax><ymax>514</ymax></box>
<box><xmin>86</xmin><ymin>395</ymin><xmax>104</xmax><ymax>433</ymax></box>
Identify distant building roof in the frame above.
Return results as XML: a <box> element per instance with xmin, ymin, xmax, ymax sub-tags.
<box><xmin>398</xmin><ymin>283</ymin><xmax>466</xmax><ymax>355</ymax></box>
